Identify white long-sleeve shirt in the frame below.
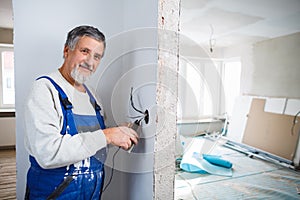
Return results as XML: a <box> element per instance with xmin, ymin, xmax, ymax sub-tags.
<box><xmin>24</xmin><ymin>70</ymin><xmax>107</xmax><ymax>169</ymax></box>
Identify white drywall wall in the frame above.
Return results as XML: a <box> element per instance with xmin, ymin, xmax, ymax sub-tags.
<box><xmin>251</xmin><ymin>32</ymin><xmax>300</xmax><ymax>98</ymax></box>
<box><xmin>13</xmin><ymin>0</ymin><xmax>158</xmax><ymax>199</ymax></box>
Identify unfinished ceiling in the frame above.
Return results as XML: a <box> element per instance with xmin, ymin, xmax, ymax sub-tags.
<box><xmin>180</xmin><ymin>0</ymin><xmax>300</xmax><ymax>48</ymax></box>
<box><xmin>1</xmin><ymin>0</ymin><xmax>300</xmax><ymax>48</ymax></box>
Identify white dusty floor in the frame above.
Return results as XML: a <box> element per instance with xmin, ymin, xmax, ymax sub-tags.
<box><xmin>175</xmin><ymin>137</ymin><xmax>300</xmax><ymax>200</ymax></box>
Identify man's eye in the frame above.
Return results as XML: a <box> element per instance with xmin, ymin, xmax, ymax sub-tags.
<box><xmin>80</xmin><ymin>49</ymin><xmax>89</xmax><ymax>54</ymax></box>
<box><xmin>94</xmin><ymin>55</ymin><xmax>101</xmax><ymax>61</ymax></box>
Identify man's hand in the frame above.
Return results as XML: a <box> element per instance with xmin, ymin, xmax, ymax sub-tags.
<box><xmin>103</xmin><ymin>126</ymin><xmax>139</xmax><ymax>150</ymax></box>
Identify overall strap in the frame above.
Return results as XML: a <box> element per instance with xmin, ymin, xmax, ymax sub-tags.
<box><xmin>36</xmin><ymin>76</ymin><xmax>78</xmax><ymax>136</ymax></box>
<box><xmin>83</xmin><ymin>85</ymin><xmax>106</xmax><ymax>129</ymax></box>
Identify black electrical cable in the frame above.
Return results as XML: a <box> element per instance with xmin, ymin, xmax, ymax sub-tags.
<box><xmin>130</xmin><ymin>87</ymin><xmax>144</xmax><ymax>114</ymax></box>
<box><xmin>291</xmin><ymin>110</ymin><xmax>300</xmax><ymax>135</ymax></box>
<box><xmin>129</xmin><ymin>87</ymin><xmax>149</xmax><ymax>124</ymax></box>
<box><xmin>102</xmin><ymin>146</ymin><xmax>121</xmax><ymax>193</ymax></box>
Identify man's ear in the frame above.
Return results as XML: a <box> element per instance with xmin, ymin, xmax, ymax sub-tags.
<box><xmin>63</xmin><ymin>46</ymin><xmax>69</xmax><ymax>58</ymax></box>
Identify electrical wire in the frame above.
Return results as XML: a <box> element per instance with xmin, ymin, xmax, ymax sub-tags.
<box><xmin>177</xmin><ymin>173</ymin><xmax>199</xmax><ymax>200</ymax></box>
<box><xmin>130</xmin><ymin>87</ymin><xmax>144</xmax><ymax>115</ymax></box>
<box><xmin>129</xmin><ymin>87</ymin><xmax>149</xmax><ymax>124</ymax></box>
<box><xmin>291</xmin><ymin>110</ymin><xmax>300</xmax><ymax>135</ymax></box>
<box><xmin>209</xmin><ymin>24</ymin><xmax>216</xmax><ymax>53</ymax></box>
<box><xmin>102</xmin><ymin>146</ymin><xmax>121</xmax><ymax>193</ymax></box>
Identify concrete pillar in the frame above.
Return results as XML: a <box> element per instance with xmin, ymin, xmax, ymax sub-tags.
<box><xmin>154</xmin><ymin>0</ymin><xmax>180</xmax><ymax>199</ymax></box>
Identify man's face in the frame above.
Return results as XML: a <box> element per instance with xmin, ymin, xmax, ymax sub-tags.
<box><xmin>63</xmin><ymin>36</ymin><xmax>105</xmax><ymax>84</ymax></box>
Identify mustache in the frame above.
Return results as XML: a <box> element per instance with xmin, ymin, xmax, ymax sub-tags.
<box><xmin>79</xmin><ymin>62</ymin><xmax>93</xmax><ymax>72</ymax></box>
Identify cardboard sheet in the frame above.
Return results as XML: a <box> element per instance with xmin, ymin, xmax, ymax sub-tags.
<box><xmin>242</xmin><ymin>98</ymin><xmax>300</xmax><ymax>160</ymax></box>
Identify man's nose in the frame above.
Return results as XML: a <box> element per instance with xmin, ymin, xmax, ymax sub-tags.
<box><xmin>85</xmin><ymin>54</ymin><xmax>94</xmax><ymax>65</ymax></box>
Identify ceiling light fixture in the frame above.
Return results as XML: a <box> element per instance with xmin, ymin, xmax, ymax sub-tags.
<box><xmin>209</xmin><ymin>24</ymin><xmax>216</xmax><ymax>53</ymax></box>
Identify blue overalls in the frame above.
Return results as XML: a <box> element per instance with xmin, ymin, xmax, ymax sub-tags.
<box><xmin>26</xmin><ymin>76</ymin><xmax>106</xmax><ymax>200</ymax></box>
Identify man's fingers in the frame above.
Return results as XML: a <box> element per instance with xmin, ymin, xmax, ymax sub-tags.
<box><xmin>130</xmin><ymin>135</ymin><xmax>138</xmax><ymax>145</ymax></box>
<box><xmin>104</xmin><ymin>126</ymin><xmax>139</xmax><ymax>149</ymax></box>
<box><xmin>129</xmin><ymin>128</ymin><xmax>139</xmax><ymax>138</ymax></box>
<box><xmin>119</xmin><ymin>126</ymin><xmax>139</xmax><ymax>139</ymax></box>
<box><xmin>120</xmin><ymin>139</ymin><xmax>133</xmax><ymax>150</ymax></box>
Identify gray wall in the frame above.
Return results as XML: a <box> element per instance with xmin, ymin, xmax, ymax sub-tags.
<box><xmin>13</xmin><ymin>0</ymin><xmax>157</xmax><ymax>199</ymax></box>
<box><xmin>96</xmin><ymin>1</ymin><xmax>158</xmax><ymax>199</ymax></box>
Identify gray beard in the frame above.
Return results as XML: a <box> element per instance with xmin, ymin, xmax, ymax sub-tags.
<box><xmin>71</xmin><ymin>66</ymin><xmax>92</xmax><ymax>84</ymax></box>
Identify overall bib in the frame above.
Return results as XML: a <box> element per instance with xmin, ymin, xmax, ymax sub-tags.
<box><xmin>26</xmin><ymin>76</ymin><xmax>106</xmax><ymax>200</ymax></box>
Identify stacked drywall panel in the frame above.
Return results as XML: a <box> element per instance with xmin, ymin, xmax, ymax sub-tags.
<box><xmin>227</xmin><ymin>96</ymin><xmax>300</xmax><ymax>166</ymax></box>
